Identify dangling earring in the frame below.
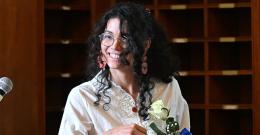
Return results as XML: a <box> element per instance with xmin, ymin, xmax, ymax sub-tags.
<box><xmin>97</xmin><ymin>53</ymin><xmax>106</xmax><ymax>69</ymax></box>
<box><xmin>141</xmin><ymin>55</ymin><xmax>148</xmax><ymax>75</ymax></box>
<box><xmin>141</xmin><ymin>39</ymin><xmax>151</xmax><ymax>75</ymax></box>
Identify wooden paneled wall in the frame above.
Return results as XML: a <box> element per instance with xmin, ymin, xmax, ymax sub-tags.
<box><xmin>0</xmin><ymin>0</ymin><xmax>44</xmax><ymax>134</ymax></box>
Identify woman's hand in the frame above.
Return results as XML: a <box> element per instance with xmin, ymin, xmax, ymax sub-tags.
<box><xmin>103</xmin><ymin>124</ymin><xmax>147</xmax><ymax>135</ymax></box>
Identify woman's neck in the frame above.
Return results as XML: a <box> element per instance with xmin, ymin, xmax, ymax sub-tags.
<box><xmin>110</xmin><ymin>68</ymin><xmax>139</xmax><ymax>99</ymax></box>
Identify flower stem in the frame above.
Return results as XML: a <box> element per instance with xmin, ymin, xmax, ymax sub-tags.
<box><xmin>150</xmin><ymin>122</ymin><xmax>166</xmax><ymax>135</ymax></box>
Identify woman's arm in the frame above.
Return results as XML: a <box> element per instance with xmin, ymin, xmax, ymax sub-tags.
<box><xmin>58</xmin><ymin>87</ymin><xmax>95</xmax><ymax>135</ymax></box>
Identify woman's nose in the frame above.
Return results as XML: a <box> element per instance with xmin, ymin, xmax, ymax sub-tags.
<box><xmin>111</xmin><ymin>38</ymin><xmax>123</xmax><ymax>51</ymax></box>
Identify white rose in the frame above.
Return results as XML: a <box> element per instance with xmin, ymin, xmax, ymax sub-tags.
<box><xmin>148</xmin><ymin>100</ymin><xmax>169</xmax><ymax>120</ymax></box>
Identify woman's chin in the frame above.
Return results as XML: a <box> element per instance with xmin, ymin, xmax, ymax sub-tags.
<box><xmin>107</xmin><ymin>63</ymin><xmax>122</xmax><ymax>69</ymax></box>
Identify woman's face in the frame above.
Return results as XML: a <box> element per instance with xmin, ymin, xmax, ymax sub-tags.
<box><xmin>100</xmin><ymin>17</ymin><xmax>133</xmax><ymax>69</ymax></box>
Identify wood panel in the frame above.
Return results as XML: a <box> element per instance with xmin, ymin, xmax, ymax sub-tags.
<box><xmin>252</xmin><ymin>0</ymin><xmax>260</xmax><ymax>134</ymax></box>
<box><xmin>0</xmin><ymin>0</ymin><xmax>44</xmax><ymax>134</ymax></box>
<box><xmin>43</xmin><ymin>0</ymin><xmax>259</xmax><ymax>134</ymax></box>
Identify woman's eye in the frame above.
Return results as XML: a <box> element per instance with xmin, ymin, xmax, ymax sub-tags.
<box><xmin>103</xmin><ymin>34</ymin><xmax>113</xmax><ymax>40</ymax></box>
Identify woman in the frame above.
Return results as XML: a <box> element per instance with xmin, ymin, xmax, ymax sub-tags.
<box><xmin>59</xmin><ymin>2</ymin><xmax>190</xmax><ymax>135</ymax></box>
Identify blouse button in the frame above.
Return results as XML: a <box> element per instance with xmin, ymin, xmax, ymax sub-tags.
<box><xmin>132</xmin><ymin>107</ymin><xmax>138</xmax><ymax>113</ymax></box>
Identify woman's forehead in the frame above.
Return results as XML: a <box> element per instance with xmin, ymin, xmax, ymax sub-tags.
<box><xmin>105</xmin><ymin>18</ymin><xmax>121</xmax><ymax>36</ymax></box>
<box><xmin>105</xmin><ymin>17</ymin><xmax>128</xmax><ymax>35</ymax></box>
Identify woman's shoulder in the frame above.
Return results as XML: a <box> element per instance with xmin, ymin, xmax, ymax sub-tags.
<box><xmin>67</xmin><ymin>77</ymin><xmax>99</xmax><ymax>104</ymax></box>
<box><xmin>152</xmin><ymin>77</ymin><xmax>188</xmax><ymax>113</ymax></box>
<box><xmin>153</xmin><ymin>77</ymin><xmax>180</xmax><ymax>95</ymax></box>
<box><xmin>152</xmin><ymin>77</ymin><xmax>186</xmax><ymax>104</ymax></box>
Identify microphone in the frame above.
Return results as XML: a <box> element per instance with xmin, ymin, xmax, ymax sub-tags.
<box><xmin>0</xmin><ymin>77</ymin><xmax>13</xmax><ymax>102</ymax></box>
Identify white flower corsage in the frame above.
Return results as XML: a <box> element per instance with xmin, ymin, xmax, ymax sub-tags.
<box><xmin>148</xmin><ymin>100</ymin><xmax>192</xmax><ymax>135</ymax></box>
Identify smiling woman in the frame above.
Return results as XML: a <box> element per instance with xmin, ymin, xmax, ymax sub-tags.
<box><xmin>58</xmin><ymin>2</ymin><xmax>190</xmax><ymax>135</ymax></box>
<box><xmin>100</xmin><ymin>18</ymin><xmax>128</xmax><ymax>68</ymax></box>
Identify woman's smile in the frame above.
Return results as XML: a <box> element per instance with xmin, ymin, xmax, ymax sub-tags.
<box><xmin>108</xmin><ymin>52</ymin><xmax>120</xmax><ymax>59</ymax></box>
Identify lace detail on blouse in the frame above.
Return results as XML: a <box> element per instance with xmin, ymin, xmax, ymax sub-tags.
<box><xmin>110</xmin><ymin>81</ymin><xmax>138</xmax><ymax>119</ymax></box>
<box><xmin>110</xmin><ymin>81</ymin><xmax>158</xmax><ymax>133</ymax></box>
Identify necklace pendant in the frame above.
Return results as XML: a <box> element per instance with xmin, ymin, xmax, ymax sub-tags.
<box><xmin>132</xmin><ymin>107</ymin><xmax>138</xmax><ymax>113</ymax></box>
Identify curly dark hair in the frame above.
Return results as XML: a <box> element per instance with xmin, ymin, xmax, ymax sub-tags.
<box><xmin>86</xmin><ymin>2</ymin><xmax>180</xmax><ymax>120</ymax></box>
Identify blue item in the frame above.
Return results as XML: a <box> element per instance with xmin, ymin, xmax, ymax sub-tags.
<box><xmin>180</xmin><ymin>128</ymin><xmax>192</xmax><ymax>135</ymax></box>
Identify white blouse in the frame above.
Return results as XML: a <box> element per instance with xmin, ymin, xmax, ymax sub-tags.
<box><xmin>58</xmin><ymin>74</ymin><xmax>190</xmax><ymax>135</ymax></box>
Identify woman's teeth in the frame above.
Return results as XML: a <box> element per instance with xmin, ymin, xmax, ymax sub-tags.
<box><xmin>109</xmin><ymin>53</ymin><xmax>119</xmax><ymax>59</ymax></box>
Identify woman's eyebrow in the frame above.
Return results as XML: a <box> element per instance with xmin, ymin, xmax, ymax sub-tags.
<box><xmin>103</xmin><ymin>30</ymin><xmax>113</xmax><ymax>34</ymax></box>
<box><xmin>103</xmin><ymin>30</ymin><xmax>122</xmax><ymax>37</ymax></box>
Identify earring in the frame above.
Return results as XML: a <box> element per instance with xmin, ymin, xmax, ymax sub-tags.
<box><xmin>141</xmin><ymin>56</ymin><xmax>148</xmax><ymax>75</ymax></box>
<box><xmin>97</xmin><ymin>53</ymin><xmax>106</xmax><ymax>69</ymax></box>
<box><xmin>141</xmin><ymin>39</ymin><xmax>151</xmax><ymax>75</ymax></box>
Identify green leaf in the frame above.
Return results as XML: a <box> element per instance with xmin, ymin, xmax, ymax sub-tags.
<box><xmin>150</xmin><ymin>122</ymin><xmax>166</xmax><ymax>135</ymax></box>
